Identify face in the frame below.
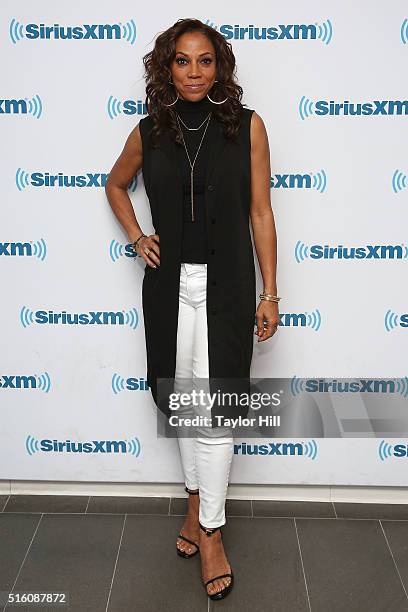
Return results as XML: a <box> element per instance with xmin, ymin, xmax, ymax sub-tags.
<box><xmin>170</xmin><ymin>31</ymin><xmax>216</xmax><ymax>101</ymax></box>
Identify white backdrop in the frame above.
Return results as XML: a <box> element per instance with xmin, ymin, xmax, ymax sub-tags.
<box><xmin>1</xmin><ymin>0</ymin><xmax>408</xmax><ymax>485</ymax></box>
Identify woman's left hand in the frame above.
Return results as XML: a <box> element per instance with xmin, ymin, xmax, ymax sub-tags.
<box><xmin>255</xmin><ymin>300</ymin><xmax>280</xmax><ymax>342</ymax></box>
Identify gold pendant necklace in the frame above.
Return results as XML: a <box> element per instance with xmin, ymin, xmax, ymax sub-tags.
<box><xmin>175</xmin><ymin>112</ymin><xmax>212</xmax><ymax>222</ymax></box>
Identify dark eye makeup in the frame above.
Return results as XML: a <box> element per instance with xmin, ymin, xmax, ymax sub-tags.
<box><xmin>175</xmin><ymin>57</ymin><xmax>213</xmax><ymax>65</ymax></box>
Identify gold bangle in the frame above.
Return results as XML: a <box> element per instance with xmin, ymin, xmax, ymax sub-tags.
<box><xmin>259</xmin><ymin>293</ymin><xmax>281</xmax><ymax>302</ymax></box>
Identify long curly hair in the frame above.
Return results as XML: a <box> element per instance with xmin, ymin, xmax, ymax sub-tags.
<box><xmin>142</xmin><ymin>18</ymin><xmax>245</xmax><ymax>147</ymax></box>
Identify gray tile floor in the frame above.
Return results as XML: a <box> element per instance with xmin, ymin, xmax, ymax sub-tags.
<box><xmin>1</xmin><ymin>494</ymin><xmax>408</xmax><ymax>611</ymax></box>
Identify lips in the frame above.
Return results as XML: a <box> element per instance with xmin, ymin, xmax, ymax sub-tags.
<box><xmin>185</xmin><ymin>84</ymin><xmax>205</xmax><ymax>89</ymax></box>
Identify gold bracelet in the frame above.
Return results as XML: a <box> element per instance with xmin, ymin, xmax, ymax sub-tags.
<box><xmin>259</xmin><ymin>293</ymin><xmax>281</xmax><ymax>303</ymax></box>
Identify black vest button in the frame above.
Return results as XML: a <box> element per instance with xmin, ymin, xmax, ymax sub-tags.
<box><xmin>207</xmin><ymin>184</ymin><xmax>215</xmax><ymax>191</ymax></box>
<box><xmin>211</xmin><ymin>218</ymin><xmax>216</xmax><ymax>224</ymax></box>
<box><xmin>210</xmin><ymin>249</ymin><xmax>216</xmax><ymax>255</ymax></box>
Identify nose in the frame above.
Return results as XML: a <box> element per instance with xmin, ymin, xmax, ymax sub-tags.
<box><xmin>187</xmin><ymin>61</ymin><xmax>201</xmax><ymax>78</ymax></box>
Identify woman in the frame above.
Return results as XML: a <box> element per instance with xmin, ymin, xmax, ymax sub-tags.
<box><xmin>105</xmin><ymin>18</ymin><xmax>279</xmax><ymax>601</ymax></box>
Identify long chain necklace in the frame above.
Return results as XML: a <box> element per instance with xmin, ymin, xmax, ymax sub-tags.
<box><xmin>175</xmin><ymin>112</ymin><xmax>212</xmax><ymax>222</ymax></box>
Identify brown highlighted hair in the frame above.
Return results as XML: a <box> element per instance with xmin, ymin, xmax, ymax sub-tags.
<box><xmin>142</xmin><ymin>18</ymin><xmax>245</xmax><ymax>146</ymax></box>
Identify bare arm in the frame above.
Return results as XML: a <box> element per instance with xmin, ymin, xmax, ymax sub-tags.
<box><xmin>105</xmin><ymin>122</ymin><xmax>160</xmax><ymax>267</ymax></box>
<box><xmin>249</xmin><ymin>111</ymin><xmax>279</xmax><ymax>341</ymax></box>
<box><xmin>249</xmin><ymin>112</ymin><xmax>278</xmax><ymax>295</ymax></box>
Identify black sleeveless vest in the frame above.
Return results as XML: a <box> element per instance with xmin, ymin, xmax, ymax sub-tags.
<box><xmin>139</xmin><ymin>103</ymin><xmax>256</xmax><ymax>422</ymax></box>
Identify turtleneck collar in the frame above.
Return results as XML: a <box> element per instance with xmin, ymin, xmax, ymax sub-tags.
<box><xmin>174</xmin><ymin>95</ymin><xmax>213</xmax><ymax>114</ymax></box>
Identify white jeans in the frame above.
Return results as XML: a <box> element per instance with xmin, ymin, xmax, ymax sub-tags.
<box><xmin>174</xmin><ymin>262</ymin><xmax>233</xmax><ymax>528</ymax></box>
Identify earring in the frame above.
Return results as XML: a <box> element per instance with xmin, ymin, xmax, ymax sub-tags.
<box><xmin>206</xmin><ymin>80</ymin><xmax>228</xmax><ymax>105</ymax></box>
<box><xmin>162</xmin><ymin>79</ymin><xmax>179</xmax><ymax>107</ymax></box>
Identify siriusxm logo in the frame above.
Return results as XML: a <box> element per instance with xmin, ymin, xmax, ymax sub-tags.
<box><xmin>384</xmin><ymin>310</ymin><xmax>408</xmax><ymax>331</ymax></box>
<box><xmin>107</xmin><ymin>96</ymin><xmax>146</xmax><ymax>119</ymax></box>
<box><xmin>271</xmin><ymin>170</ymin><xmax>327</xmax><ymax>192</ymax></box>
<box><xmin>205</xmin><ymin>19</ymin><xmax>332</xmax><ymax>45</ymax></box>
<box><xmin>109</xmin><ymin>240</ymin><xmax>139</xmax><ymax>262</ymax></box>
<box><xmin>20</xmin><ymin>306</ymin><xmax>139</xmax><ymax>329</ymax></box>
<box><xmin>1</xmin><ymin>372</ymin><xmax>51</xmax><ymax>392</ymax></box>
<box><xmin>299</xmin><ymin>96</ymin><xmax>408</xmax><ymax>120</ymax></box>
<box><xmin>379</xmin><ymin>440</ymin><xmax>408</xmax><ymax>461</ymax></box>
<box><xmin>291</xmin><ymin>376</ymin><xmax>408</xmax><ymax>396</ymax></box>
<box><xmin>255</xmin><ymin>309</ymin><xmax>321</xmax><ymax>331</ymax></box>
<box><xmin>26</xmin><ymin>435</ymin><xmax>141</xmax><ymax>456</ymax></box>
<box><xmin>10</xmin><ymin>18</ymin><xmax>136</xmax><ymax>44</ymax></box>
<box><xmin>1</xmin><ymin>95</ymin><xmax>43</xmax><ymax>118</ymax></box>
<box><xmin>15</xmin><ymin>169</ymin><xmax>137</xmax><ymax>192</ymax></box>
<box><xmin>295</xmin><ymin>241</ymin><xmax>408</xmax><ymax>263</ymax></box>
<box><xmin>112</xmin><ymin>374</ymin><xmax>149</xmax><ymax>394</ymax></box>
<box><xmin>234</xmin><ymin>440</ymin><xmax>317</xmax><ymax>459</ymax></box>
<box><xmin>0</xmin><ymin>240</ymin><xmax>46</xmax><ymax>260</ymax></box>
<box><xmin>392</xmin><ymin>169</ymin><xmax>407</xmax><ymax>194</ymax></box>
<box><xmin>284</xmin><ymin>310</ymin><xmax>321</xmax><ymax>330</ymax></box>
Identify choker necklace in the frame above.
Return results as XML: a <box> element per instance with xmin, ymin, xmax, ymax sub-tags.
<box><xmin>175</xmin><ymin>112</ymin><xmax>212</xmax><ymax>222</ymax></box>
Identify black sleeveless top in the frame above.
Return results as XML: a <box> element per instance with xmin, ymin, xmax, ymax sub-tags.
<box><xmin>173</xmin><ymin>95</ymin><xmax>214</xmax><ymax>263</ymax></box>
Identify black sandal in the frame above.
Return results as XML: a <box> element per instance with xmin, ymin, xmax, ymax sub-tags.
<box><xmin>176</xmin><ymin>486</ymin><xmax>200</xmax><ymax>559</ymax></box>
<box><xmin>199</xmin><ymin>522</ymin><xmax>234</xmax><ymax>600</ymax></box>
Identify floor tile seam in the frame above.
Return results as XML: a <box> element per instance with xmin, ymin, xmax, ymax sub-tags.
<box><xmin>1</xmin><ymin>513</ymin><xmax>43</xmax><ymax>612</ymax></box>
<box><xmin>104</xmin><ymin>514</ymin><xmax>127</xmax><ymax>612</ymax></box>
<box><xmin>379</xmin><ymin>519</ymin><xmax>408</xmax><ymax>603</ymax></box>
<box><xmin>293</xmin><ymin>517</ymin><xmax>312</xmax><ymax>612</ymax></box>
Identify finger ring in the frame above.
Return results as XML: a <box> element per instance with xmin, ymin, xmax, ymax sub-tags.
<box><xmin>144</xmin><ymin>247</ymin><xmax>150</xmax><ymax>255</ymax></box>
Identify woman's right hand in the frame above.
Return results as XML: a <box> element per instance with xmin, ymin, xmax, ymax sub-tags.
<box><xmin>136</xmin><ymin>234</ymin><xmax>160</xmax><ymax>268</ymax></box>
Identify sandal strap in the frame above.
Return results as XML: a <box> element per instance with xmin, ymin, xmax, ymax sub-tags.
<box><xmin>185</xmin><ymin>486</ymin><xmax>199</xmax><ymax>495</ymax></box>
<box><xmin>199</xmin><ymin>522</ymin><xmax>221</xmax><ymax>536</ymax></box>
<box><xmin>204</xmin><ymin>573</ymin><xmax>232</xmax><ymax>587</ymax></box>
<box><xmin>177</xmin><ymin>533</ymin><xmax>199</xmax><ymax>548</ymax></box>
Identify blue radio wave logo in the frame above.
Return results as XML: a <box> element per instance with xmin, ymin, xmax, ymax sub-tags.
<box><xmin>9</xmin><ymin>18</ymin><xmax>25</xmax><ymax>44</ymax></box>
<box><xmin>302</xmin><ymin>440</ymin><xmax>317</xmax><ymax>460</ymax></box>
<box><xmin>378</xmin><ymin>440</ymin><xmax>393</xmax><ymax>461</ymax></box>
<box><xmin>384</xmin><ymin>309</ymin><xmax>400</xmax><ymax>332</ymax></box>
<box><xmin>306</xmin><ymin>309</ymin><xmax>321</xmax><ymax>331</ymax></box>
<box><xmin>26</xmin><ymin>435</ymin><xmax>40</xmax><ymax>456</ymax></box>
<box><xmin>112</xmin><ymin>373</ymin><xmax>126</xmax><ymax>394</ymax></box>
<box><xmin>312</xmin><ymin>169</ymin><xmax>327</xmax><ymax>193</ymax></box>
<box><xmin>401</xmin><ymin>18</ymin><xmax>408</xmax><ymax>44</ymax></box>
<box><xmin>120</xmin><ymin>19</ymin><xmax>137</xmax><ymax>44</ymax></box>
<box><xmin>125</xmin><ymin>308</ymin><xmax>138</xmax><ymax>330</ymax></box>
<box><xmin>15</xmin><ymin>167</ymin><xmax>30</xmax><ymax>191</ymax></box>
<box><xmin>127</xmin><ymin>436</ymin><xmax>141</xmax><ymax>456</ymax></box>
<box><xmin>299</xmin><ymin>96</ymin><xmax>315</xmax><ymax>120</ymax></box>
<box><xmin>316</xmin><ymin>19</ymin><xmax>333</xmax><ymax>45</ymax></box>
<box><xmin>397</xmin><ymin>377</ymin><xmax>408</xmax><ymax>397</ymax></box>
<box><xmin>294</xmin><ymin>240</ymin><xmax>310</xmax><ymax>262</ymax></box>
<box><xmin>128</xmin><ymin>176</ymin><xmax>137</xmax><ymax>192</ymax></box>
<box><xmin>107</xmin><ymin>95</ymin><xmax>122</xmax><ymax>119</ymax></box>
<box><xmin>20</xmin><ymin>305</ymin><xmax>34</xmax><ymax>328</ymax></box>
<box><xmin>31</xmin><ymin>239</ymin><xmax>47</xmax><ymax>261</ymax></box>
<box><xmin>204</xmin><ymin>19</ymin><xmax>218</xmax><ymax>30</ymax></box>
<box><xmin>392</xmin><ymin>169</ymin><xmax>407</xmax><ymax>193</ymax></box>
<box><xmin>109</xmin><ymin>239</ymin><xmax>125</xmax><ymax>262</ymax></box>
<box><xmin>291</xmin><ymin>375</ymin><xmax>305</xmax><ymax>396</ymax></box>
<box><xmin>35</xmin><ymin>371</ymin><xmax>51</xmax><ymax>393</ymax></box>
<box><xmin>27</xmin><ymin>94</ymin><xmax>43</xmax><ymax>118</ymax></box>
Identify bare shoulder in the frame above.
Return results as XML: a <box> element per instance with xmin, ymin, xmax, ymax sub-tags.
<box><xmin>250</xmin><ymin>111</ymin><xmax>266</xmax><ymax>135</ymax></box>
<box><xmin>248</xmin><ymin>111</ymin><xmax>268</xmax><ymax>151</ymax></box>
